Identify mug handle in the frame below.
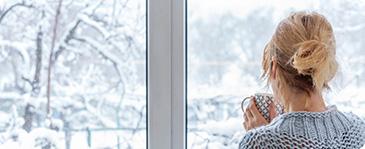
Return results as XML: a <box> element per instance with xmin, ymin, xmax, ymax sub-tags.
<box><xmin>241</xmin><ymin>96</ymin><xmax>253</xmax><ymax>112</ymax></box>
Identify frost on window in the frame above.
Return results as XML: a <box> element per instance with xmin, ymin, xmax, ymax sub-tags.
<box><xmin>187</xmin><ymin>0</ymin><xmax>365</xmax><ymax>148</ymax></box>
<box><xmin>0</xmin><ymin>0</ymin><xmax>146</xmax><ymax>148</ymax></box>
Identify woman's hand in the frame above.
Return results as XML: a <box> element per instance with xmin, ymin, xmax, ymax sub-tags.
<box><xmin>242</xmin><ymin>97</ymin><xmax>269</xmax><ymax>131</ymax></box>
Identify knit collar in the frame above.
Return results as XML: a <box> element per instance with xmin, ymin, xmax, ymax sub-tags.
<box><xmin>269</xmin><ymin>105</ymin><xmax>354</xmax><ymax>140</ymax></box>
<box><xmin>276</xmin><ymin>105</ymin><xmax>338</xmax><ymax>119</ymax></box>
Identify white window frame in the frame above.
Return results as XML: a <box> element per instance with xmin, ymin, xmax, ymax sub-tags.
<box><xmin>147</xmin><ymin>0</ymin><xmax>186</xmax><ymax>148</ymax></box>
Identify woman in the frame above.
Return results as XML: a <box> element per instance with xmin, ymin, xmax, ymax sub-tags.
<box><xmin>240</xmin><ymin>11</ymin><xmax>365</xmax><ymax>148</ymax></box>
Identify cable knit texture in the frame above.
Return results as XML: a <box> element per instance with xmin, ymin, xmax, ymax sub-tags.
<box><xmin>239</xmin><ymin>106</ymin><xmax>365</xmax><ymax>149</ymax></box>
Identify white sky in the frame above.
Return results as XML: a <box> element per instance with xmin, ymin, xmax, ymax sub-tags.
<box><xmin>189</xmin><ymin>0</ymin><xmax>321</xmax><ymax>20</ymax></box>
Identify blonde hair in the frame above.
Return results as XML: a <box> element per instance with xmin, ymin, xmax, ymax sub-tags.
<box><xmin>262</xmin><ymin>11</ymin><xmax>338</xmax><ymax>95</ymax></box>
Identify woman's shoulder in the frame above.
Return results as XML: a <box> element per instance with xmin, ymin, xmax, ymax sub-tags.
<box><xmin>238</xmin><ymin>125</ymin><xmax>277</xmax><ymax>148</ymax></box>
<box><xmin>336</xmin><ymin>111</ymin><xmax>365</xmax><ymax>148</ymax></box>
<box><xmin>342</xmin><ymin>111</ymin><xmax>365</xmax><ymax>123</ymax></box>
<box><xmin>337</xmin><ymin>109</ymin><xmax>365</xmax><ymax>132</ymax></box>
<box><xmin>238</xmin><ymin>110</ymin><xmax>297</xmax><ymax>148</ymax></box>
<box><xmin>341</xmin><ymin>111</ymin><xmax>365</xmax><ymax>133</ymax></box>
<box><xmin>238</xmin><ymin>129</ymin><xmax>264</xmax><ymax>148</ymax></box>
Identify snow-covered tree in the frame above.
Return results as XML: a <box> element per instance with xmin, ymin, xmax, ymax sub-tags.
<box><xmin>0</xmin><ymin>0</ymin><xmax>146</xmax><ymax>148</ymax></box>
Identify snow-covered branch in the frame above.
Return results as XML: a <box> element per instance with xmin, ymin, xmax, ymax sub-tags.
<box><xmin>0</xmin><ymin>2</ymin><xmax>34</xmax><ymax>24</ymax></box>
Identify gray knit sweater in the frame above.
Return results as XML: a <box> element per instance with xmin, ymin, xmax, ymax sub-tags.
<box><xmin>239</xmin><ymin>106</ymin><xmax>365</xmax><ymax>148</ymax></box>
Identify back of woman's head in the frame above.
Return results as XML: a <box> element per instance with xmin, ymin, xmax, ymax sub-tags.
<box><xmin>262</xmin><ymin>11</ymin><xmax>338</xmax><ymax>94</ymax></box>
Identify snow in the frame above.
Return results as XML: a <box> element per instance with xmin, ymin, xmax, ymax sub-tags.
<box><xmin>78</xmin><ymin>14</ymin><xmax>111</xmax><ymax>39</ymax></box>
<box><xmin>1</xmin><ymin>0</ymin><xmax>146</xmax><ymax>148</ymax></box>
<box><xmin>0</xmin><ymin>128</ymin><xmax>59</xmax><ymax>149</ymax></box>
<box><xmin>0</xmin><ymin>39</ymin><xmax>31</xmax><ymax>65</ymax></box>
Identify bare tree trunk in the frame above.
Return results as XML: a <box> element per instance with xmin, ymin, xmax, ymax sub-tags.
<box><xmin>22</xmin><ymin>104</ymin><xmax>35</xmax><ymax>132</ymax></box>
<box><xmin>62</xmin><ymin>110</ymin><xmax>71</xmax><ymax>149</ymax></box>
<box><xmin>64</xmin><ymin>122</ymin><xmax>71</xmax><ymax>149</ymax></box>
<box><xmin>33</xmin><ymin>27</ymin><xmax>43</xmax><ymax>95</ymax></box>
<box><xmin>22</xmin><ymin>27</ymin><xmax>43</xmax><ymax>132</ymax></box>
<box><xmin>46</xmin><ymin>0</ymin><xmax>63</xmax><ymax>116</ymax></box>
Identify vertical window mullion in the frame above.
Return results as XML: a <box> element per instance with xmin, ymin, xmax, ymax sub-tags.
<box><xmin>172</xmin><ymin>0</ymin><xmax>186</xmax><ymax>148</ymax></box>
<box><xmin>148</xmin><ymin>0</ymin><xmax>185</xmax><ymax>148</ymax></box>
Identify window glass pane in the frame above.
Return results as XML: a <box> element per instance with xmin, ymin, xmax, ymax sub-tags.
<box><xmin>187</xmin><ymin>0</ymin><xmax>365</xmax><ymax>148</ymax></box>
<box><xmin>0</xmin><ymin>0</ymin><xmax>146</xmax><ymax>148</ymax></box>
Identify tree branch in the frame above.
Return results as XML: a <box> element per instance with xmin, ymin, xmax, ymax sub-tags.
<box><xmin>0</xmin><ymin>2</ymin><xmax>33</xmax><ymax>24</ymax></box>
<box><xmin>54</xmin><ymin>20</ymin><xmax>81</xmax><ymax>61</ymax></box>
<box><xmin>46</xmin><ymin>0</ymin><xmax>63</xmax><ymax>116</ymax></box>
<box><xmin>32</xmin><ymin>27</ymin><xmax>43</xmax><ymax>96</ymax></box>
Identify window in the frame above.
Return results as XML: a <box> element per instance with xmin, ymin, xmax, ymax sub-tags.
<box><xmin>1</xmin><ymin>0</ymin><xmax>364</xmax><ymax>149</ymax></box>
<box><xmin>187</xmin><ymin>0</ymin><xmax>365</xmax><ymax>148</ymax></box>
<box><xmin>0</xmin><ymin>0</ymin><xmax>146</xmax><ymax>148</ymax></box>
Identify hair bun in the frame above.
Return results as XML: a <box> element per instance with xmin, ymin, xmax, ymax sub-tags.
<box><xmin>291</xmin><ymin>39</ymin><xmax>337</xmax><ymax>90</ymax></box>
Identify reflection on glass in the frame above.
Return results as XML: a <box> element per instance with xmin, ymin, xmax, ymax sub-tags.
<box><xmin>187</xmin><ymin>0</ymin><xmax>365</xmax><ymax>148</ymax></box>
<box><xmin>0</xmin><ymin>0</ymin><xmax>146</xmax><ymax>148</ymax></box>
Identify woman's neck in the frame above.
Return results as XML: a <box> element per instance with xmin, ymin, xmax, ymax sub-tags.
<box><xmin>283</xmin><ymin>90</ymin><xmax>327</xmax><ymax>113</ymax></box>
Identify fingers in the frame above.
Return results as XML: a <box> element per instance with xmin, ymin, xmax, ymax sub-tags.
<box><xmin>242</xmin><ymin>96</ymin><xmax>270</xmax><ymax>131</ymax></box>
<box><xmin>244</xmin><ymin>122</ymin><xmax>251</xmax><ymax>130</ymax></box>
<box><xmin>243</xmin><ymin>120</ymin><xmax>248</xmax><ymax>130</ymax></box>
<box><xmin>248</xmin><ymin>98</ymin><xmax>261</xmax><ymax>119</ymax></box>
<box><xmin>245</xmin><ymin>108</ymin><xmax>254</xmax><ymax>120</ymax></box>
<box><xmin>243</xmin><ymin>106</ymin><xmax>251</xmax><ymax>131</ymax></box>
<box><xmin>248</xmin><ymin>98</ymin><xmax>269</xmax><ymax>125</ymax></box>
<box><xmin>243</xmin><ymin>111</ymin><xmax>248</xmax><ymax>122</ymax></box>
<box><xmin>268</xmin><ymin>101</ymin><xmax>277</xmax><ymax>121</ymax></box>
<box><xmin>243</xmin><ymin>115</ymin><xmax>250</xmax><ymax>130</ymax></box>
